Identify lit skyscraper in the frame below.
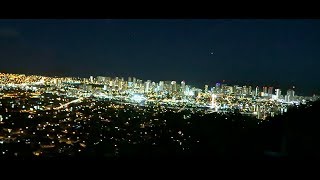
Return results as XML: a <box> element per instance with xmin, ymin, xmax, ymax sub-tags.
<box><xmin>242</xmin><ymin>86</ymin><xmax>248</xmax><ymax>95</ymax></box>
<box><xmin>287</xmin><ymin>89</ymin><xmax>295</xmax><ymax>97</ymax></box>
<box><xmin>90</xmin><ymin>76</ymin><xmax>94</xmax><ymax>83</ymax></box>
<box><xmin>181</xmin><ymin>81</ymin><xmax>186</xmax><ymax>92</ymax></box>
<box><xmin>185</xmin><ymin>85</ymin><xmax>190</xmax><ymax>95</ymax></box>
<box><xmin>248</xmin><ymin>86</ymin><xmax>252</xmax><ymax>95</ymax></box>
<box><xmin>286</xmin><ymin>89</ymin><xmax>295</xmax><ymax>102</ymax></box>
<box><xmin>275</xmin><ymin>89</ymin><xmax>281</xmax><ymax>99</ymax></box>
<box><xmin>158</xmin><ymin>81</ymin><xmax>164</xmax><ymax>92</ymax></box>
<box><xmin>215</xmin><ymin>83</ymin><xmax>221</xmax><ymax>93</ymax></box>
<box><xmin>211</xmin><ymin>94</ymin><xmax>217</xmax><ymax>111</ymax></box>
<box><xmin>133</xmin><ymin>77</ymin><xmax>136</xmax><ymax>85</ymax></box>
<box><xmin>263</xmin><ymin>86</ymin><xmax>268</xmax><ymax>94</ymax></box>
<box><xmin>171</xmin><ymin>81</ymin><xmax>177</xmax><ymax>93</ymax></box>
<box><xmin>255</xmin><ymin>86</ymin><xmax>259</xmax><ymax>96</ymax></box>
<box><xmin>204</xmin><ymin>85</ymin><xmax>209</xmax><ymax>93</ymax></box>
<box><xmin>145</xmin><ymin>80</ymin><xmax>151</xmax><ymax>93</ymax></box>
<box><xmin>268</xmin><ymin>87</ymin><xmax>274</xmax><ymax>95</ymax></box>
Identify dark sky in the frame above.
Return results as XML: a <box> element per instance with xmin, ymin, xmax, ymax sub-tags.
<box><xmin>0</xmin><ymin>19</ymin><xmax>320</xmax><ymax>95</ymax></box>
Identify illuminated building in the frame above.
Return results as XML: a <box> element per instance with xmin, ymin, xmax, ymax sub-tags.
<box><xmin>275</xmin><ymin>89</ymin><xmax>281</xmax><ymax>99</ymax></box>
<box><xmin>248</xmin><ymin>86</ymin><xmax>252</xmax><ymax>95</ymax></box>
<box><xmin>131</xmin><ymin>94</ymin><xmax>146</xmax><ymax>103</ymax></box>
<box><xmin>256</xmin><ymin>105</ymin><xmax>262</xmax><ymax>119</ymax></box>
<box><xmin>185</xmin><ymin>85</ymin><xmax>190</xmax><ymax>95</ymax></box>
<box><xmin>171</xmin><ymin>81</ymin><xmax>177</xmax><ymax>93</ymax></box>
<box><xmin>232</xmin><ymin>86</ymin><xmax>237</xmax><ymax>94</ymax></box>
<box><xmin>268</xmin><ymin>87</ymin><xmax>274</xmax><ymax>95</ymax></box>
<box><xmin>90</xmin><ymin>76</ymin><xmax>94</xmax><ymax>83</ymax></box>
<box><xmin>255</xmin><ymin>86</ymin><xmax>259</xmax><ymax>96</ymax></box>
<box><xmin>181</xmin><ymin>81</ymin><xmax>186</xmax><ymax>93</ymax></box>
<box><xmin>287</xmin><ymin>89</ymin><xmax>295</xmax><ymax>97</ymax></box>
<box><xmin>286</xmin><ymin>89</ymin><xmax>295</xmax><ymax>102</ymax></box>
<box><xmin>158</xmin><ymin>81</ymin><xmax>164</xmax><ymax>92</ymax></box>
<box><xmin>97</xmin><ymin>76</ymin><xmax>106</xmax><ymax>83</ymax></box>
<box><xmin>137</xmin><ymin>79</ymin><xmax>143</xmax><ymax>88</ymax></box>
<box><xmin>128</xmin><ymin>77</ymin><xmax>132</xmax><ymax>82</ymax></box>
<box><xmin>119</xmin><ymin>81</ymin><xmax>123</xmax><ymax>90</ymax></box>
<box><xmin>211</xmin><ymin>94</ymin><xmax>217</xmax><ymax>111</ymax></box>
<box><xmin>242</xmin><ymin>86</ymin><xmax>248</xmax><ymax>95</ymax></box>
<box><xmin>132</xmin><ymin>77</ymin><xmax>136</xmax><ymax>84</ymax></box>
<box><xmin>204</xmin><ymin>85</ymin><xmax>208</xmax><ymax>93</ymax></box>
<box><xmin>215</xmin><ymin>83</ymin><xmax>221</xmax><ymax>93</ymax></box>
<box><xmin>263</xmin><ymin>86</ymin><xmax>268</xmax><ymax>94</ymax></box>
<box><xmin>144</xmin><ymin>80</ymin><xmax>151</xmax><ymax>93</ymax></box>
<box><xmin>227</xmin><ymin>86</ymin><xmax>233</xmax><ymax>94</ymax></box>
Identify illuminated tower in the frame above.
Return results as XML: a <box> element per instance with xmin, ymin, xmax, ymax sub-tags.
<box><xmin>242</xmin><ymin>86</ymin><xmax>248</xmax><ymax>95</ymax></box>
<box><xmin>211</xmin><ymin>94</ymin><xmax>217</xmax><ymax>111</ymax></box>
<box><xmin>275</xmin><ymin>89</ymin><xmax>281</xmax><ymax>99</ymax></box>
<box><xmin>248</xmin><ymin>86</ymin><xmax>252</xmax><ymax>96</ymax></box>
<box><xmin>263</xmin><ymin>86</ymin><xmax>268</xmax><ymax>94</ymax></box>
<box><xmin>204</xmin><ymin>85</ymin><xmax>209</xmax><ymax>93</ymax></box>
<box><xmin>132</xmin><ymin>77</ymin><xmax>137</xmax><ymax>85</ymax></box>
<box><xmin>268</xmin><ymin>87</ymin><xmax>274</xmax><ymax>95</ymax></box>
<box><xmin>181</xmin><ymin>81</ymin><xmax>186</xmax><ymax>92</ymax></box>
<box><xmin>159</xmin><ymin>81</ymin><xmax>164</xmax><ymax>92</ymax></box>
<box><xmin>90</xmin><ymin>76</ymin><xmax>94</xmax><ymax>83</ymax></box>
<box><xmin>144</xmin><ymin>80</ymin><xmax>151</xmax><ymax>93</ymax></box>
<box><xmin>185</xmin><ymin>85</ymin><xmax>190</xmax><ymax>95</ymax></box>
<box><xmin>171</xmin><ymin>81</ymin><xmax>177</xmax><ymax>93</ymax></box>
<box><xmin>255</xmin><ymin>86</ymin><xmax>259</xmax><ymax>96</ymax></box>
<box><xmin>215</xmin><ymin>83</ymin><xmax>221</xmax><ymax>93</ymax></box>
<box><xmin>286</xmin><ymin>89</ymin><xmax>295</xmax><ymax>102</ymax></box>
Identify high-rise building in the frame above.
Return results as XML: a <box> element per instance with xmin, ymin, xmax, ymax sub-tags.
<box><xmin>90</xmin><ymin>76</ymin><xmax>94</xmax><ymax>83</ymax></box>
<box><xmin>221</xmin><ymin>84</ymin><xmax>228</xmax><ymax>93</ymax></box>
<box><xmin>275</xmin><ymin>89</ymin><xmax>281</xmax><ymax>99</ymax></box>
<box><xmin>255</xmin><ymin>86</ymin><xmax>259</xmax><ymax>96</ymax></box>
<box><xmin>215</xmin><ymin>83</ymin><xmax>221</xmax><ymax>93</ymax></box>
<box><xmin>181</xmin><ymin>81</ymin><xmax>186</xmax><ymax>92</ymax></box>
<box><xmin>96</xmin><ymin>76</ymin><xmax>106</xmax><ymax>83</ymax></box>
<box><xmin>268</xmin><ymin>87</ymin><xmax>274</xmax><ymax>95</ymax></box>
<box><xmin>256</xmin><ymin>105</ymin><xmax>262</xmax><ymax>119</ymax></box>
<box><xmin>228</xmin><ymin>86</ymin><xmax>233</xmax><ymax>94</ymax></box>
<box><xmin>232</xmin><ymin>86</ymin><xmax>237</xmax><ymax>94</ymax></box>
<box><xmin>132</xmin><ymin>77</ymin><xmax>136</xmax><ymax>85</ymax></box>
<box><xmin>248</xmin><ymin>86</ymin><xmax>252</xmax><ymax>95</ymax></box>
<box><xmin>287</xmin><ymin>89</ymin><xmax>295</xmax><ymax>97</ymax></box>
<box><xmin>119</xmin><ymin>81</ymin><xmax>123</xmax><ymax>90</ymax></box>
<box><xmin>263</xmin><ymin>86</ymin><xmax>268</xmax><ymax>94</ymax></box>
<box><xmin>144</xmin><ymin>80</ymin><xmax>151</xmax><ymax>93</ymax></box>
<box><xmin>128</xmin><ymin>77</ymin><xmax>132</xmax><ymax>82</ymax></box>
<box><xmin>204</xmin><ymin>85</ymin><xmax>209</xmax><ymax>93</ymax></box>
<box><xmin>171</xmin><ymin>81</ymin><xmax>177</xmax><ymax>93</ymax></box>
<box><xmin>150</xmin><ymin>82</ymin><xmax>156</xmax><ymax>92</ymax></box>
<box><xmin>159</xmin><ymin>81</ymin><xmax>164</xmax><ymax>92</ymax></box>
<box><xmin>243</xmin><ymin>86</ymin><xmax>248</xmax><ymax>95</ymax></box>
<box><xmin>211</xmin><ymin>94</ymin><xmax>217</xmax><ymax>111</ymax></box>
<box><xmin>286</xmin><ymin>89</ymin><xmax>295</xmax><ymax>102</ymax></box>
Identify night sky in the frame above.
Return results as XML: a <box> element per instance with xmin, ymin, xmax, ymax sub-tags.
<box><xmin>0</xmin><ymin>19</ymin><xmax>320</xmax><ymax>95</ymax></box>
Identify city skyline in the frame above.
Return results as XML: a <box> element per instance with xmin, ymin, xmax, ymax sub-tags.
<box><xmin>1</xmin><ymin>19</ymin><xmax>320</xmax><ymax>95</ymax></box>
<box><xmin>0</xmin><ymin>71</ymin><xmax>308</xmax><ymax>96</ymax></box>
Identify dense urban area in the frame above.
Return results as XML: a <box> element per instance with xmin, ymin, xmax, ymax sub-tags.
<box><xmin>0</xmin><ymin>72</ymin><xmax>319</xmax><ymax>158</ymax></box>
